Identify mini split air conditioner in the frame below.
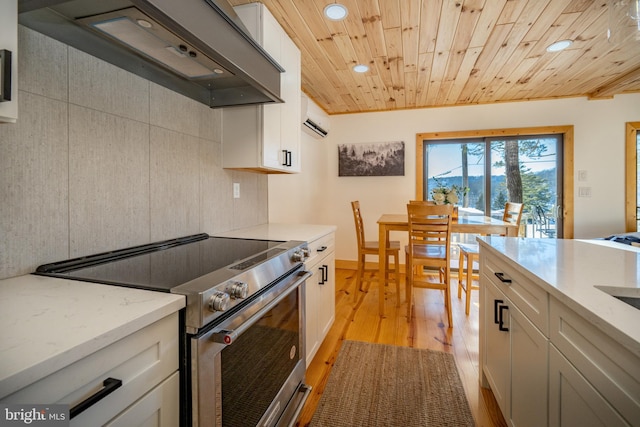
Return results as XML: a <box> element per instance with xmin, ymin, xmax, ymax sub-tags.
<box><xmin>301</xmin><ymin>93</ymin><xmax>330</xmax><ymax>139</ymax></box>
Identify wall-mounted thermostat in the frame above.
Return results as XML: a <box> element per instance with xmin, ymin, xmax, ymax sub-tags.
<box><xmin>0</xmin><ymin>49</ymin><xmax>11</xmax><ymax>102</ymax></box>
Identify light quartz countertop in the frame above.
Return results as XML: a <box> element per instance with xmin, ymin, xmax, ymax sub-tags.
<box><xmin>0</xmin><ymin>274</ymin><xmax>185</xmax><ymax>400</ymax></box>
<box><xmin>214</xmin><ymin>223</ymin><xmax>337</xmax><ymax>242</ymax></box>
<box><xmin>478</xmin><ymin>236</ymin><xmax>640</xmax><ymax>356</ymax></box>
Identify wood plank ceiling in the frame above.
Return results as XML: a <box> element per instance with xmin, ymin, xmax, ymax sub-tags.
<box><xmin>227</xmin><ymin>0</ymin><xmax>640</xmax><ymax>115</ymax></box>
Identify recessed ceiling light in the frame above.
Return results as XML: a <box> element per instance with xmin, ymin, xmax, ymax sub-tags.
<box><xmin>324</xmin><ymin>3</ymin><xmax>348</xmax><ymax>21</ymax></box>
<box><xmin>136</xmin><ymin>19</ymin><xmax>152</xmax><ymax>28</ymax></box>
<box><xmin>546</xmin><ymin>40</ymin><xmax>573</xmax><ymax>52</ymax></box>
<box><xmin>353</xmin><ymin>64</ymin><xmax>369</xmax><ymax>73</ymax></box>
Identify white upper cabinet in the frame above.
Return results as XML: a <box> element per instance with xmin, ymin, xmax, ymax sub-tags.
<box><xmin>222</xmin><ymin>3</ymin><xmax>301</xmax><ymax>173</ymax></box>
<box><xmin>0</xmin><ymin>0</ymin><xmax>18</xmax><ymax>123</ymax></box>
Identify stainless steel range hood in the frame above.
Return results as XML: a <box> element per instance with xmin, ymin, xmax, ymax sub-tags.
<box><xmin>18</xmin><ymin>0</ymin><xmax>284</xmax><ymax>108</ymax></box>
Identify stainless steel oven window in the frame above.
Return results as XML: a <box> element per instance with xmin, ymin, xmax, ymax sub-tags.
<box><xmin>191</xmin><ymin>269</ymin><xmax>308</xmax><ymax>427</ymax></box>
<box><xmin>221</xmin><ymin>288</ymin><xmax>300</xmax><ymax>426</ymax></box>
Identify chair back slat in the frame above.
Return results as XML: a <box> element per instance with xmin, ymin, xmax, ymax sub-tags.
<box><xmin>407</xmin><ymin>203</ymin><xmax>453</xmax><ymax>262</ymax></box>
<box><xmin>351</xmin><ymin>201</ymin><xmax>366</xmax><ymax>250</ymax></box>
<box><xmin>502</xmin><ymin>202</ymin><xmax>524</xmax><ymax>236</ymax></box>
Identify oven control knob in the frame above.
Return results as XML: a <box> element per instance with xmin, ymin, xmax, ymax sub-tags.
<box><xmin>227</xmin><ymin>281</ymin><xmax>248</xmax><ymax>299</ymax></box>
<box><xmin>301</xmin><ymin>247</ymin><xmax>310</xmax><ymax>258</ymax></box>
<box><xmin>292</xmin><ymin>251</ymin><xmax>304</xmax><ymax>262</ymax></box>
<box><xmin>209</xmin><ymin>292</ymin><xmax>230</xmax><ymax>312</ymax></box>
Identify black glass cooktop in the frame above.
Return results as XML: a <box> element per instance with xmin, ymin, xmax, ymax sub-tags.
<box><xmin>35</xmin><ymin>234</ymin><xmax>284</xmax><ymax>292</ymax></box>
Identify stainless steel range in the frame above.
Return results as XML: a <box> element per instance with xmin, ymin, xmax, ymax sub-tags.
<box><xmin>35</xmin><ymin>233</ymin><xmax>312</xmax><ymax>427</ymax></box>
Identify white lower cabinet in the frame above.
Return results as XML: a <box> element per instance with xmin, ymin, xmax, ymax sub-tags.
<box><xmin>481</xmin><ymin>250</ymin><xmax>549</xmax><ymax>427</ymax></box>
<box><xmin>482</xmin><ymin>278</ymin><xmax>548</xmax><ymax>427</ymax></box>
<box><xmin>2</xmin><ymin>312</ymin><xmax>180</xmax><ymax>427</ymax></box>
<box><xmin>549</xmin><ymin>345</ymin><xmax>629</xmax><ymax>427</ymax></box>
<box><xmin>481</xmin><ymin>248</ymin><xmax>640</xmax><ymax>427</ymax></box>
<box><xmin>304</xmin><ymin>231</ymin><xmax>336</xmax><ymax>366</ymax></box>
<box><xmin>549</xmin><ymin>298</ymin><xmax>640</xmax><ymax>426</ymax></box>
<box><xmin>105</xmin><ymin>372</ymin><xmax>179</xmax><ymax>427</ymax></box>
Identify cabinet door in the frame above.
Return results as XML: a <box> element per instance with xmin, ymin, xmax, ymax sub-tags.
<box><xmin>511</xmin><ymin>303</ymin><xmax>548</xmax><ymax>427</ymax></box>
<box><xmin>279</xmin><ymin>34</ymin><xmax>301</xmax><ymax>172</ymax></box>
<box><xmin>259</xmin><ymin>6</ymin><xmax>284</xmax><ymax>170</ymax></box>
<box><xmin>304</xmin><ymin>260</ymin><xmax>321</xmax><ymax>366</ymax></box>
<box><xmin>549</xmin><ymin>346</ymin><xmax>630</xmax><ymax>427</ymax></box>
<box><xmin>316</xmin><ymin>255</ymin><xmax>335</xmax><ymax>342</ymax></box>
<box><xmin>304</xmin><ymin>253</ymin><xmax>335</xmax><ymax>367</ymax></box>
<box><xmin>483</xmin><ymin>280</ymin><xmax>511</xmax><ymax>416</ymax></box>
<box><xmin>104</xmin><ymin>372</ymin><xmax>179</xmax><ymax>427</ymax></box>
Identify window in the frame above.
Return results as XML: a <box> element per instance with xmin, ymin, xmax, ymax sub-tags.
<box><xmin>624</xmin><ymin>122</ymin><xmax>640</xmax><ymax>231</ymax></box>
<box><xmin>416</xmin><ymin>126</ymin><xmax>574</xmax><ymax>239</ymax></box>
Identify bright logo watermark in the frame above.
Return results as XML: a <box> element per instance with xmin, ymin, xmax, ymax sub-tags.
<box><xmin>1</xmin><ymin>405</ymin><xmax>68</xmax><ymax>426</ymax></box>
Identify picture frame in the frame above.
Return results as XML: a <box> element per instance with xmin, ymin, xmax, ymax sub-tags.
<box><xmin>338</xmin><ymin>141</ymin><xmax>404</xmax><ymax>177</ymax></box>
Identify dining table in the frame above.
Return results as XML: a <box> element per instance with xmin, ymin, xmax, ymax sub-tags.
<box><xmin>376</xmin><ymin>211</ymin><xmax>519</xmax><ymax>316</ymax></box>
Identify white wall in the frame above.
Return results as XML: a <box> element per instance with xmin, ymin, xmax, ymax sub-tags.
<box><xmin>269</xmin><ymin>93</ymin><xmax>640</xmax><ymax>263</ymax></box>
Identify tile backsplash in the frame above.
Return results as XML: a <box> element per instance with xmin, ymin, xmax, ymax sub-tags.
<box><xmin>0</xmin><ymin>27</ymin><xmax>268</xmax><ymax>279</ymax></box>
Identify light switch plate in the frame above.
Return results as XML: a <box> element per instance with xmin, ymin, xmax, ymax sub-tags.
<box><xmin>578</xmin><ymin>187</ymin><xmax>591</xmax><ymax>197</ymax></box>
<box><xmin>233</xmin><ymin>183</ymin><xmax>240</xmax><ymax>199</ymax></box>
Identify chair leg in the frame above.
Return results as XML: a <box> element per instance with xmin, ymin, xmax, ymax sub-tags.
<box><xmin>445</xmin><ymin>271</ymin><xmax>453</xmax><ymax>327</ymax></box>
<box><xmin>465</xmin><ymin>255</ymin><xmax>473</xmax><ymax>315</ymax></box>
<box><xmin>393</xmin><ymin>252</ymin><xmax>400</xmax><ymax>306</ymax></box>
<box><xmin>354</xmin><ymin>253</ymin><xmax>364</xmax><ymax>300</ymax></box>
<box><xmin>406</xmin><ymin>259</ymin><xmax>413</xmax><ymax>320</ymax></box>
<box><xmin>458</xmin><ymin>251</ymin><xmax>465</xmax><ymax>299</ymax></box>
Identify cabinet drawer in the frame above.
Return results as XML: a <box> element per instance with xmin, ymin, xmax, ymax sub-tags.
<box><xmin>550</xmin><ymin>298</ymin><xmax>640</xmax><ymax>424</ymax></box>
<box><xmin>105</xmin><ymin>371</ymin><xmax>179</xmax><ymax>427</ymax></box>
<box><xmin>306</xmin><ymin>233</ymin><xmax>335</xmax><ymax>268</ymax></box>
<box><xmin>3</xmin><ymin>312</ymin><xmax>179</xmax><ymax>426</ymax></box>
<box><xmin>482</xmin><ymin>251</ymin><xmax>549</xmax><ymax>335</ymax></box>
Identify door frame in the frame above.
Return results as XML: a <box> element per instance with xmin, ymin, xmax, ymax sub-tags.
<box><xmin>624</xmin><ymin>122</ymin><xmax>640</xmax><ymax>231</ymax></box>
<box><xmin>416</xmin><ymin>125</ymin><xmax>574</xmax><ymax>239</ymax></box>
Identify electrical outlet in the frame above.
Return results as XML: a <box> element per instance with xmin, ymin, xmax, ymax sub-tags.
<box><xmin>233</xmin><ymin>183</ymin><xmax>240</xmax><ymax>199</ymax></box>
<box><xmin>578</xmin><ymin>170</ymin><xmax>588</xmax><ymax>181</ymax></box>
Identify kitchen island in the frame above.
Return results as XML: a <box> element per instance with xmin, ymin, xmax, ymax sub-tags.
<box><xmin>478</xmin><ymin>237</ymin><xmax>640</xmax><ymax>427</ymax></box>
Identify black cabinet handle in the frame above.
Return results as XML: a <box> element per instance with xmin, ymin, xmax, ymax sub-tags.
<box><xmin>494</xmin><ymin>299</ymin><xmax>503</xmax><ymax>324</ymax></box>
<box><xmin>494</xmin><ymin>272</ymin><xmax>512</xmax><ymax>283</ymax></box>
<box><xmin>499</xmin><ymin>305</ymin><xmax>510</xmax><ymax>331</ymax></box>
<box><xmin>318</xmin><ymin>265</ymin><xmax>328</xmax><ymax>284</ymax></box>
<box><xmin>317</xmin><ymin>246</ymin><xmax>327</xmax><ymax>252</ymax></box>
<box><xmin>70</xmin><ymin>377</ymin><xmax>122</xmax><ymax>419</ymax></box>
<box><xmin>282</xmin><ymin>150</ymin><xmax>292</xmax><ymax>167</ymax></box>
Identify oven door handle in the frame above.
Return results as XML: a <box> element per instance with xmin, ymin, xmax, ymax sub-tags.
<box><xmin>212</xmin><ymin>270</ymin><xmax>312</xmax><ymax>345</ymax></box>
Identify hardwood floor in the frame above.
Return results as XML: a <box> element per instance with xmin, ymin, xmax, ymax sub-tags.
<box><xmin>296</xmin><ymin>268</ymin><xmax>507</xmax><ymax>427</ymax></box>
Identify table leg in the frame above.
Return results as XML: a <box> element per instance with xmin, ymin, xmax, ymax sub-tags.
<box><xmin>378</xmin><ymin>223</ymin><xmax>387</xmax><ymax>317</ymax></box>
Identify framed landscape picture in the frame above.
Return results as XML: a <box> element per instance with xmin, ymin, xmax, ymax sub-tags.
<box><xmin>338</xmin><ymin>141</ymin><xmax>405</xmax><ymax>177</ymax></box>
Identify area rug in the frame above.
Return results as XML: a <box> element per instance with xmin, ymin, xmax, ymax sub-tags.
<box><xmin>309</xmin><ymin>340</ymin><xmax>475</xmax><ymax>426</ymax></box>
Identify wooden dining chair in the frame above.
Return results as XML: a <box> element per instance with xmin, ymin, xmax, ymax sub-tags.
<box><xmin>457</xmin><ymin>202</ymin><xmax>524</xmax><ymax>314</ymax></box>
<box><xmin>350</xmin><ymin>201</ymin><xmax>401</xmax><ymax>303</ymax></box>
<box><xmin>405</xmin><ymin>203</ymin><xmax>454</xmax><ymax>326</ymax></box>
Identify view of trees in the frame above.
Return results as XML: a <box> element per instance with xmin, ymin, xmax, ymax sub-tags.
<box><xmin>427</xmin><ymin>137</ymin><xmax>558</xmax><ymax>218</ymax></box>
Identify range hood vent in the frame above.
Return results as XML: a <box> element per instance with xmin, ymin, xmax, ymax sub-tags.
<box><xmin>18</xmin><ymin>0</ymin><xmax>284</xmax><ymax>108</ymax></box>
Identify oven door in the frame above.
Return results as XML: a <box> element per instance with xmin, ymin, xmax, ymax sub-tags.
<box><xmin>190</xmin><ymin>269</ymin><xmax>312</xmax><ymax>427</ymax></box>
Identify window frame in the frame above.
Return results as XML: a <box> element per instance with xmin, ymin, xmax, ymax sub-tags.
<box><xmin>624</xmin><ymin>122</ymin><xmax>640</xmax><ymax>231</ymax></box>
<box><xmin>416</xmin><ymin>126</ymin><xmax>574</xmax><ymax>239</ymax></box>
